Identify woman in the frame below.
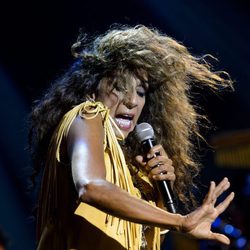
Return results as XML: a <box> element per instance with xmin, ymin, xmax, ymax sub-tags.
<box><xmin>29</xmin><ymin>25</ymin><xmax>234</xmax><ymax>249</ymax></box>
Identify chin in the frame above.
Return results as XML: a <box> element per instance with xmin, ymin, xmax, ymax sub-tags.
<box><xmin>114</xmin><ymin>129</ymin><xmax>130</xmax><ymax>139</ymax></box>
<box><xmin>112</xmin><ymin>122</ymin><xmax>135</xmax><ymax>139</ymax></box>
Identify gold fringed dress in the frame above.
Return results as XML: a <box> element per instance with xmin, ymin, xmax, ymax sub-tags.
<box><xmin>37</xmin><ymin>101</ymin><xmax>160</xmax><ymax>250</ymax></box>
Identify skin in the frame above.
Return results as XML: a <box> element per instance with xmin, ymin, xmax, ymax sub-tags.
<box><xmin>67</xmin><ymin>74</ymin><xmax>234</xmax><ymax>245</ymax></box>
<box><xmin>96</xmin><ymin>74</ymin><xmax>147</xmax><ymax>138</ymax></box>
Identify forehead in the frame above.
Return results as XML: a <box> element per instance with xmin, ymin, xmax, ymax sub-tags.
<box><xmin>101</xmin><ymin>68</ymin><xmax>149</xmax><ymax>90</ymax></box>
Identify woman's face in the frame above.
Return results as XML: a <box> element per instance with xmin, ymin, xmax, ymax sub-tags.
<box><xmin>97</xmin><ymin>74</ymin><xmax>147</xmax><ymax>138</ymax></box>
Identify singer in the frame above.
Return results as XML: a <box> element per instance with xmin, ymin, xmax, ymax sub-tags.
<box><xmin>29</xmin><ymin>25</ymin><xmax>234</xmax><ymax>250</ymax></box>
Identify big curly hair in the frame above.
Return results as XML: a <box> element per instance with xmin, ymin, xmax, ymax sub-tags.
<box><xmin>29</xmin><ymin>25</ymin><xmax>232</xmax><ymax>210</ymax></box>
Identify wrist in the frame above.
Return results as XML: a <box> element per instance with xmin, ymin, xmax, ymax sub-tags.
<box><xmin>162</xmin><ymin>213</ymin><xmax>185</xmax><ymax>232</ymax></box>
<box><xmin>174</xmin><ymin>214</ymin><xmax>185</xmax><ymax>232</ymax></box>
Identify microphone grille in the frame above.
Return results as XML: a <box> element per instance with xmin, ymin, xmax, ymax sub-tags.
<box><xmin>135</xmin><ymin>123</ymin><xmax>154</xmax><ymax>143</ymax></box>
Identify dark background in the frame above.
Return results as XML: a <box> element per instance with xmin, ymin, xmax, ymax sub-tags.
<box><xmin>0</xmin><ymin>0</ymin><xmax>249</xmax><ymax>249</ymax></box>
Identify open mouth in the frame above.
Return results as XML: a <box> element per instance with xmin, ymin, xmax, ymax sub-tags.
<box><xmin>114</xmin><ymin>114</ymin><xmax>134</xmax><ymax>131</ymax></box>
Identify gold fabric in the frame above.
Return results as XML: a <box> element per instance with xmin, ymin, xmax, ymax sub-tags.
<box><xmin>37</xmin><ymin>101</ymin><xmax>160</xmax><ymax>250</ymax></box>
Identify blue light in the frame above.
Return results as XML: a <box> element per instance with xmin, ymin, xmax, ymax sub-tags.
<box><xmin>224</xmin><ymin>224</ymin><xmax>234</xmax><ymax>235</ymax></box>
<box><xmin>236</xmin><ymin>237</ymin><xmax>247</xmax><ymax>248</ymax></box>
<box><xmin>212</xmin><ymin>217</ymin><xmax>222</xmax><ymax>228</ymax></box>
<box><xmin>231</xmin><ymin>228</ymin><xmax>241</xmax><ymax>238</ymax></box>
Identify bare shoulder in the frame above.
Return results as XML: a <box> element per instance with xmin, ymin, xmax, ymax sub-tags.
<box><xmin>67</xmin><ymin>113</ymin><xmax>105</xmax><ymax>156</ymax></box>
<box><xmin>66</xmin><ymin>111</ymin><xmax>107</xmax><ymax>185</ymax></box>
<box><xmin>69</xmin><ymin>113</ymin><xmax>103</xmax><ymax>136</ymax></box>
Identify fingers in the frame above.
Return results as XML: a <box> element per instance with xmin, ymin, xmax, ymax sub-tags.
<box><xmin>216</xmin><ymin>192</ymin><xmax>235</xmax><ymax>214</ymax></box>
<box><xmin>147</xmin><ymin>144</ymin><xmax>168</xmax><ymax>158</ymax></box>
<box><xmin>204</xmin><ymin>178</ymin><xmax>232</xmax><ymax>205</ymax></box>
<box><xmin>135</xmin><ymin>155</ymin><xmax>146</xmax><ymax>166</ymax></box>
<box><xmin>135</xmin><ymin>154</ymin><xmax>174</xmax><ymax>180</ymax></box>
<box><xmin>147</xmin><ymin>155</ymin><xmax>175</xmax><ymax>181</ymax></box>
<box><xmin>147</xmin><ymin>155</ymin><xmax>173</xmax><ymax>171</ymax></box>
<box><xmin>136</xmin><ymin>145</ymin><xmax>175</xmax><ymax>182</ymax></box>
<box><xmin>211</xmin><ymin>232</ymin><xmax>230</xmax><ymax>245</ymax></box>
<box><xmin>151</xmin><ymin>171</ymin><xmax>176</xmax><ymax>181</ymax></box>
<box><xmin>204</xmin><ymin>181</ymin><xmax>216</xmax><ymax>204</ymax></box>
<box><xmin>214</xmin><ymin>177</ymin><xmax>230</xmax><ymax>202</ymax></box>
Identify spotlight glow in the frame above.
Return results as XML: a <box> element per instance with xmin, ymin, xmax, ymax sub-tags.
<box><xmin>224</xmin><ymin>224</ymin><xmax>234</xmax><ymax>234</ymax></box>
<box><xmin>212</xmin><ymin>217</ymin><xmax>222</xmax><ymax>228</ymax></box>
<box><xmin>236</xmin><ymin>237</ymin><xmax>247</xmax><ymax>248</ymax></box>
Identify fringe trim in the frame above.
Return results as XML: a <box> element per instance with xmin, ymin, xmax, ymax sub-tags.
<box><xmin>38</xmin><ymin>100</ymin><xmax>160</xmax><ymax>249</ymax></box>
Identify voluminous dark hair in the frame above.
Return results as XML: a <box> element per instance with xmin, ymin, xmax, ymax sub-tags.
<box><xmin>29</xmin><ymin>25</ymin><xmax>233</xmax><ymax>210</ymax></box>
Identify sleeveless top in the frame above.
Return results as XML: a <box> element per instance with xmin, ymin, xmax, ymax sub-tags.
<box><xmin>37</xmin><ymin>101</ymin><xmax>160</xmax><ymax>250</ymax></box>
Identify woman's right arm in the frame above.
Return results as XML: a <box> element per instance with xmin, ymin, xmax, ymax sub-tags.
<box><xmin>67</xmin><ymin>114</ymin><xmax>234</xmax><ymax>245</ymax></box>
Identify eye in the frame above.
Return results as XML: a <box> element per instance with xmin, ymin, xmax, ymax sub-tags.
<box><xmin>136</xmin><ymin>86</ymin><xmax>146</xmax><ymax>97</ymax></box>
<box><xmin>114</xmin><ymin>85</ymin><xmax>123</xmax><ymax>92</ymax></box>
<box><xmin>112</xmin><ymin>84</ymin><xmax>127</xmax><ymax>95</ymax></box>
<box><xmin>110</xmin><ymin>86</ymin><xmax>122</xmax><ymax>97</ymax></box>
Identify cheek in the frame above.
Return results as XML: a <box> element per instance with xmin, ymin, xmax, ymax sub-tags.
<box><xmin>138</xmin><ymin>99</ymin><xmax>146</xmax><ymax>115</ymax></box>
<box><xmin>134</xmin><ymin>99</ymin><xmax>145</xmax><ymax>123</ymax></box>
<box><xmin>101</xmin><ymin>92</ymin><xmax>119</xmax><ymax>108</ymax></box>
<box><xmin>101</xmin><ymin>94</ymin><xmax>120</xmax><ymax>117</ymax></box>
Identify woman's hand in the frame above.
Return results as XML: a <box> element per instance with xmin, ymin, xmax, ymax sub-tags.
<box><xmin>181</xmin><ymin>178</ymin><xmax>235</xmax><ymax>245</ymax></box>
<box><xmin>135</xmin><ymin>144</ymin><xmax>175</xmax><ymax>182</ymax></box>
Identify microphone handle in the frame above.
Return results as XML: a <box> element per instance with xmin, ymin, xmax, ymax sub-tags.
<box><xmin>142</xmin><ymin>139</ymin><xmax>177</xmax><ymax>213</ymax></box>
<box><xmin>156</xmin><ymin>179</ymin><xmax>177</xmax><ymax>213</ymax></box>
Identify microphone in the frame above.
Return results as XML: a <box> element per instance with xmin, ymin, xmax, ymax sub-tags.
<box><xmin>135</xmin><ymin>123</ymin><xmax>177</xmax><ymax>213</ymax></box>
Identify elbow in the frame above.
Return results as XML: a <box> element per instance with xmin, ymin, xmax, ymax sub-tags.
<box><xmin>77</xmin><ymin>179</ymin><xmax>107</xmax><ymax>204</ymax></box>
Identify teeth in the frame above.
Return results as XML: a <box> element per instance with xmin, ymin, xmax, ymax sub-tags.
<box><xmin>115</xmin><ymin>118</ymin><xmax>132</xmax><ymax>127</ymax></box>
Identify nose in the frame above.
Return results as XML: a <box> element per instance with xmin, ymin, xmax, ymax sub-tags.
<box><xmin>123</xmin><ymin>89</ymin><xmax>138</xmax><ymax>109</ymax></box>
